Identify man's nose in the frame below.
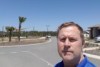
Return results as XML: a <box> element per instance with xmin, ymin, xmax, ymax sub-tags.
<box><xmin>64</xmin><ymin>38</ymin><xmax>71</xmax><ymax>46</ymax></box>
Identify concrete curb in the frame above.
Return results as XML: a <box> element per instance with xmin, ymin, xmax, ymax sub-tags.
<box><xmin>83</xmin><ymin>47</ymin><xmax>100</xmax><ymax>60</ymax></box>
<box><xmin>83</xmin><ymin>53</ymin><xmax>100</xmax><ymax>60</ymax></box>
<box><xmin>83</xmin><ymin>47</ymin><xmax>99</xmax><ymax>51</ymax></box>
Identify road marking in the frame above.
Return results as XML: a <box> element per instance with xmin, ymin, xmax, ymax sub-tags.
<box><xmin>3</xmin><ymin>51</ymin><xmax>54</xmax><ymax>67</ymax></box>
<box><xmin>10</xmin><ymin>52</ymin><xmax>18</xmax><ymax>53</ymax></box>
<box><xmin>25</xmin><ymin>51</ymin><xmax>53</xmax><ymax>67</ymax></box>
<box><xmin>0</xmin><ymin>52</ymin><xmax>18</xmax><ymax>54</ymax></box>
<box><xmin>0</xmin><ymin>50</ymin><xmax>53</xmax><ymax>67</ymax></box>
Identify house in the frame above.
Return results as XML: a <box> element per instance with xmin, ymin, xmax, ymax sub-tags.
<box><xmin>88</xmin><ymin>24</ymin><xmax>100</xmax><ymax>39</ymax></box>
<box><xmin>84</xmin><ymin>31</ymin><xmax>89</xmax><ymax>38</ymax></box>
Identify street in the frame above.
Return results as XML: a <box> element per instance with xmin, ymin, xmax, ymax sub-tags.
<box><xmin>0</xmin><ymin>37</ymin><xmax>99</xmax><ymax>67</ymax></box>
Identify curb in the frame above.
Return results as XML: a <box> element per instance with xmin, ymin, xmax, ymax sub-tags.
<box><xmin>83</xmin><ymin>47</ymin><xmax>100</xmax><ymax>60</ymax></box>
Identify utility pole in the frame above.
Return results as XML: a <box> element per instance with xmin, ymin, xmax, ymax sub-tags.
<box><xmin>33</xmin><ymin>26</ymin><xmax>35</xmax><ymax>36</ymax></box>
<box><xmin>33</xmin><ymin>26</ymin><xmax>35</xmax><ymax>31</ymax></box>
<box><xmin>46</xmin><ymin>25</ymin><xmax>49</xmax><ymax>35</ymax></box>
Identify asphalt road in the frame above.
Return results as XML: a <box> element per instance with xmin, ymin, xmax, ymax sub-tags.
<box><xmin>0</xmin><ymin>37</ymin><xmax>99</xmax><ymax>67</ymax></box>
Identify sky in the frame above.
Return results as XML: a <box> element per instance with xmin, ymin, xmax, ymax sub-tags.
<box><xmin>0</xmin><ymin>0</ymin><xmax>100</xmax><ymax>31</ymax></box>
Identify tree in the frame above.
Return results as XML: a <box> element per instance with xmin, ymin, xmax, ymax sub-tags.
<box><xmin>6</xmin><ymin>26</ymin><xmax>15</xmax><ymax>42</ymax></box>
<box><xmin>18</xmin><ymin>16</ymin><xmax>26</xmax><ymax>41</ymax></box>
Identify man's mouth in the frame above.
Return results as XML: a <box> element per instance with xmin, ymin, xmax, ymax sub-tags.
<box><xmin>62</xmin><ymin>50</ymin><xmax>73</xmax><ymax>55</ymax></box>
<box><xmin>62</xmin><ymin>50</ymin><xmax>73</xmax><ymax>53</ymax></box>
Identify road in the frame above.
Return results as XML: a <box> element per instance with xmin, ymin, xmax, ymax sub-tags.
<box><xmin>0</xmin><ymin>37</ymin><xmax>99</xmax><ymax>67</ymax></box>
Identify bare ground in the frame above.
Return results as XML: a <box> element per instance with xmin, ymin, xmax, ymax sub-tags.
<box><xmin>85</xmin><ymin>49</ymin><xmax>100</xmax><ymax>56</ymax></box>
<box><xmin>84</xmin><ymin>41</ymin><xmax>100</xmax><ymax>55</ymax></box>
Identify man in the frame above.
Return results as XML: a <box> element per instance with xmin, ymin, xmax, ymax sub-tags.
<box><xmin>55</xmin><ymin>22</ymin><xmax>96</xmax><ymax>67</ymax></box>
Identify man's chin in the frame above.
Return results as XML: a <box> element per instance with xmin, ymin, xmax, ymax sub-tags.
<box><xmin>63</xmin><ymin>55</ymin><xmax>74</xmax><ymax>61</ymax></box>
<box><xmin>63</xmin><ymin>51</ymin><xmax>73</xmax><ymax>56</ymax></box>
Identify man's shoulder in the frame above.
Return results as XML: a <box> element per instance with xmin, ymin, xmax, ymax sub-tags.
<box><xmin>81</xmin><ymin>55</ymin><xmax>96</xmax><ymax>67</ymax></box>
<box><xmin>85</xmin><ymin>59</ymin><xmax>96</xmax><ymax>67</ymax></box>
<box><xmin>55</xmin><ymin>61</ymin><xmax>63</xmax><ymax>67</ymax></box>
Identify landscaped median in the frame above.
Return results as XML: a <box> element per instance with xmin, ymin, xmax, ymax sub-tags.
<box><xmin>0</xmin><ymin>37</ymin><xmax>48</xmax><ymax>46</ymax></box>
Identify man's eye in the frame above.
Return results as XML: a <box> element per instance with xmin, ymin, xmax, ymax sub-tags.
<box><xmin>69</xmin><ymin>38</ymin><xmax>77</xmax><ymax>42</ymax></box>
<box><xmin>60</xmin><ymin>38</ymin><xmax>66</xmax><ymax>42</ymax></box>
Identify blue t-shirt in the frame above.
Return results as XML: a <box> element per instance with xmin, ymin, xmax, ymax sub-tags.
<box><xmin>55</xmin><ymin>56</ymin><xmax>96</xmax><ymax>67</ymax></box>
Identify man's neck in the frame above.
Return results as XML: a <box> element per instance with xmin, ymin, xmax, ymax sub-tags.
<box><xmin>64</xmin><ymin>54</ymin><xmax>84</xmax><ymax>67</ymax></box>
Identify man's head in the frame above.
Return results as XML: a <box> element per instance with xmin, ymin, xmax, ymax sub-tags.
<box><xmin>57</xmin><ymin>22</ymin><xmax>84</xmax><ymax>44</ymax></box>
<box><xmin>57</xmin><ymin>22</ymin><xmax>85</xmax><ymax>66</ymax></box>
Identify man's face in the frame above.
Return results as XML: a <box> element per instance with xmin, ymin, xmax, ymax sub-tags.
<box><xmin>57</xmin><ymin>26</ymin><xmax>84</xmax><ymax>62</ymax></box>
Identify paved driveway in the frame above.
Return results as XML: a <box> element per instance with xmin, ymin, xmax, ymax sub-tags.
<box><xmin>0</xmin><ymin>37</ymin><xmax>99</xmax><ymax>67</ymax></box>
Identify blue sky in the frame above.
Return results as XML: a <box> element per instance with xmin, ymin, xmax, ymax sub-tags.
<box><xmin>0</xmin><ymin>0</ymin><xmax>100</xmax><ymax>31</ymax></box>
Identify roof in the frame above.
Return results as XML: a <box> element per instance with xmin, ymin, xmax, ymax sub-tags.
<box><xmin>89</xmin><ymin>24</ymin><xmax>100</xmax><ymax>28</ymax></box>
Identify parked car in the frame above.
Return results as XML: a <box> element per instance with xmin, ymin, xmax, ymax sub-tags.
<box><xmin>45</xmin><ymin>35</ymin><xmax>51</xmax><ymax>40</ymax></box>
<box><xmin>95</xmin><ymin>36</ymin><xmax>100</xmax><ymax>42</ymax></box>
